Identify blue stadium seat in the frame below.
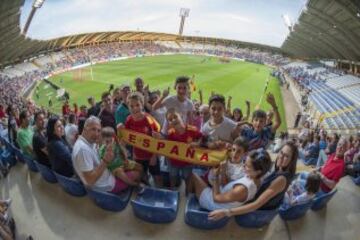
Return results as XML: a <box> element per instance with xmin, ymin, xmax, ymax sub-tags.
<box><xmin>87</xmin><ymin>187</ymin><xmax>132</xmax><ymax>212</ymax></box>
<box><xmin>279</xmin><ymin>201</ymin><xmax>313</xmax><ymax>221</ymax></box>
<box><xmin>234</xmin><ymin>209</ymin><xmax>278</xmax><ymax>228</ymax></box>
<box><xmin>34</xmin><ymin>161</ymin><xmax>57</xmax><ymax>183</ymax></box>
<box><xmin>351</xmin><ymin>176</ymin><xmax>360</xmax><ymax>186</ymax></box>
<box><xmin>131</xmin><ymin>187</ymin><xmax>179</xmax><ymax>223</ymax></box>
<box><xmin>13</xmin><ymin>147</ymin><xmax>25</xmax><ymax>163</ymax></box>
<box><xmin>184</xmin><ymin>194</ymin><xmax>230</xmax><ymax>229</ymax></box>
<box><xmin>1</xmin><ymin>149</ymin><xmax>16</xmax><ymax>167</ymax></box>
<box><xmin>22</xmin><ymin>154</ymin><xmax>39</xmax><ymax>172</ymax></box>
<box><xmin>54</xmin><ymin>172</ymin><xmax>86</xmax><ymax>197</ymax></box>
<box><xmin>311</xmin><ymin>189</ymin><xmax>337</xmax><ymax>211</ymax></box>
<box><xmin>1</xmin><ymin>138</ymin><xmax>13</xmax><ymax>154</ymax></box>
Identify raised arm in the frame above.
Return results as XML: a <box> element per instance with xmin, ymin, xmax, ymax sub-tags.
<box><xmin>226</xmin><ymin>96</ymin><xmax>232</xmax><ymax>117</ymax></box>
<box><xmin>244</xmin><ymin>100</ymin><xmax>251</xmax><ymax>121</ymax></box>
<box><xmin>266</xmin><ymin>93</ymin><xmax>281</xmax><ymax>133</ymax></box>
<box><xmin>152</xmin><ymin>87</ymin><xmax>169</xmax><ymax>111</ymax></box>
<box><xmin>198</xmin><ymin>89</ymin><xmax>203</xmax><ymax>105</ymax></box>
<box><xmin>143</xmin><ymin>85</ymin><xmax>153</xmax><ymax>112</ymax></box>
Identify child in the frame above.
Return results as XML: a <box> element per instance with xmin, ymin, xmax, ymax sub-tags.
<box><xmin>282</xmin><ymin>172</ymin><xmax>321</xmax><ymax>209</ymax></box>
<box><xmin>152</xmin><ymin>76</ymin><xmax>194</xmax><ymax>132</ymax></box>
<box><xmin>99</xmin><ymin>127</ymin><xmax>142</xmax><ymax>187</ymax></box>
<box><xmin>124</xmin><ymin>92</ymin><xmax>162</xmax><ymax>186</ymax></box>
<box><xmin>192</xmin><ymin>100</ymin><xmax>202</xmax><ymax>130</ymax></box>
<box><xmin>208</xmin><ymin>137</ymin><xmax>249</xmax><ymax>186</ymax></box>
<box><xmin>239</xmin><ymin>93</ymin><xmax>281</xmax><ymax>151</ymax></box>
<box><xmin>201</xmin><ymin>94</ymin><xmax>237</xmax><ymax>148</ymax></box>
<box><xmin>165</xmin><ymin>108</ymin><xmax>203</xmax><ymax>189</ymax></box>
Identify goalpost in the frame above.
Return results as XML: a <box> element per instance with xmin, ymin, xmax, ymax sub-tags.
<box><xmin>72</xmin><ymin>68</ymin><xmax>93</xmax><ymax>82</ymax></box>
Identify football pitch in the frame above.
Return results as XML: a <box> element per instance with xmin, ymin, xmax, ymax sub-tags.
<box><xmin>33</xmin><ymin>54</ymin><xmax>287</xmax><ymax>131</ymax></box>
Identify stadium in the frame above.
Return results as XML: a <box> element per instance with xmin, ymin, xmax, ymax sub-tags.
<box><xmin>0</xmin><ymin>0</ymin><xmax>359</xmax><ymax>239</ymax></box>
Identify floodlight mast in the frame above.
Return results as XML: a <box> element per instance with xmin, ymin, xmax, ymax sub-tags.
<box><xmin>178</xmin><ymin>8</ymin><xmax>190</xmax><ymax>36</ymax></box>
<box><xmin>23</xmin><ymin>0</ymin><xmax>46</xmax><ymax>35</ymax></box>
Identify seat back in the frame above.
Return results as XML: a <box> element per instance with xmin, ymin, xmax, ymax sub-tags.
<box><xmin>34</xmin><ymin>161</ymin><xmax>57</xmax><ymax>183</ymax></box>
<box><xmin>351</xmin><ymin>176</ymin><xmax>360</xmax><ymax>186</ymax></box>
<box><xmin>131</xmin><ymin>187</ymin><xmax>179</xmax><ymax>223</ymax></box>
<box><xmin>235</xmin><ymin>209</ymin><xmax>278</xmax><ymax>228</ymax></box>
<box><xmin>279</xmin><ymin>200</ymin><xmax>313</xmax><ymax>220</ymax></box>
<box><xmin>87</xmin><ymin>187</ymin><xmax>132</xmax><ymax>212</ymax></box>
<box><xmin>54</xmin><ymin>172</ymin><xmax>86</xmax><ymax>197</ymax></box>
<box><xmin>311</xmin><ymin>189</ymin><xmax>337</xmax><ymax>211</ymax></box>
<box><xmin>184</xmin><ymin>194</ymin><xmax>229</xmax><ymax>230</ymax></box>
<box><xmin>23</xmin><ymin>154</ymin><xmax>39</xmax><ymax>172</ymax></box>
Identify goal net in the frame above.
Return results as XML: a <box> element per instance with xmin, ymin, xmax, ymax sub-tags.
<box><xmin>72</xmin><ymin>68</ymin><xmax>91</xmax><ymax>82</ymax></box>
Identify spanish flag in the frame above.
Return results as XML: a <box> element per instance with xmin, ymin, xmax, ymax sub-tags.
<box><xmin>145</xmin><ymin>113</ymin><xmax>161</xmax><ymax>133</ymax></box>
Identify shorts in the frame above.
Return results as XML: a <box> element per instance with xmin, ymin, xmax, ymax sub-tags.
<box><xmin>110</xmin><ymin>171</ymin><xmax>136</xmax><ymax>194</ymax></box>
<box><xmin>168</xmin><ymin>160</ymin><xmax>193</xmax><ymax>179</ymax></box>
<box><xmin>136</xmin><ymin>158</ymin><xmax>160</xmax><ymax>176</ymax></box>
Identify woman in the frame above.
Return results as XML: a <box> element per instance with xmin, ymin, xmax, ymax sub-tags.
<box><xmin>187</xmin><ymin>149</ymin><xmax>272</xmax><ymax>211</ymax></box>
<box><xmin>47</xmin><ymin>117</ymin><xmax>74</xmax><ymax>177</ymax></box>
<box><xmin>208</xmin><ymin>141</ymin><xmax>298</xmax><ymax>220</ymax></box>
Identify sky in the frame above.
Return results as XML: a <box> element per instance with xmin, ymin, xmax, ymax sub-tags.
<box><xmin>20</xmin><ymin>0</ymin><xmax>307</xmax><ymax>47</ymax></box>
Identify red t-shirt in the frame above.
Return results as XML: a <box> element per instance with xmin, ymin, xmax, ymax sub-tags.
<box><xmin>62</xmin><ymin>104</ymin><xmax>71</xmax><ymax>116</ymax></box>
<box><xmin>125</xmin><ymin>113</ymin><xmax>160</xmax><ymax>160</ymax></box>
<box><xmin>167</xmin><ymin>125</ymin><xmax>202</xmax><ymax>167</ymax></box>
<box><xmin>320</xmin><ymin>153</ymin><xmax>345</xmax><ymax>193</ymax></box>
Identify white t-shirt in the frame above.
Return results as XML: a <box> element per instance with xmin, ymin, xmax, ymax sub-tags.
<box><xmin>72</xmin><ymin>136</ymin><xmax>115</xmax><ymax>192</ymax></box>
<box><xmin>65</xmin><ymin>123</ymin><xmax>78</xmax><ymax>147</ymax></box>
<box><xmin>226</xmin><ymin>161</ymin><xmax>245</xmax><ymax>181</ymax></box>
<box><xmin>151</xmin><ymin>107</ymin><xmax>166</xmax><ymax>127</ymax></box>
<box><xmin>199</xmin><ymin>175</ymin><xmax>257</xmax><ymax>210</ymax></box>
<box><xmin>201</xmin><ymin>117</ymin><xmax>236</xmax><ymax>142</ymax></box>
<box><xmin>162</xmin><ymin>95</ymin><xmax>194</xmax><ymax>123</ymax></box>
<box><xmin>161</xmin><ymin>95</ymin><xmax>194</xmax><ymax>133</ymax></box>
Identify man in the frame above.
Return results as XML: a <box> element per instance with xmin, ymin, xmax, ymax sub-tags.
<box><xmin>98</xmin><ymin>92</ymin><xmax>116</xmax><ymax>129</ymax></box>
<box><xmin>112</xmin><ymin>87</ymin><xmax>122</xmax><ymax>109</ymax></box>
<box><xmin>317</xmin><ymin>137</ymin><xmax>348</xmax><ymax>193</ymax></box>
<box><xmin>87</xmin><ymin>96</ymin><xmax>100</xmax><ymax>117</ymax></box>
<box><xmin>134</xmin><ymin>77</ymin><xmax>144</xmax><ymax>93</ymax></box>
<box><xmin>62</xmin><ymin>99</ymin><xmax>71</xmax><ymax>116</ymax></box>
<box><xmin>115</xmin><ymin>84</ymin><xmax>131</xmax><ymax>125</ymax></box>
<box><xmin>72</xmin><ymin>116</ymin><xmax>137</xmax><ymax>193</ymax></box>
<box><xmin>17</xmin><ymin>111</ymin><xmax>34</xmax><ymax>157</ymax></box>
<box><xmin>32</xmin><ymin>112</ymin><xmax>51</xmax><ymax>167</ymax></box>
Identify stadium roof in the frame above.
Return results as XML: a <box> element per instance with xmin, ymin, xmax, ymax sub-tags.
<box><xmin>1</xmin><ymin>0</ymin><xmax>360</xmax><ymax>67</ymax></box>
<box><xmin>281</xmin><ymin>0</ymin><xmax>360</xmax><ymax>61</ymax></box>
<box><xmin>0</xmin><ymin>0</ymin><xmax>282</xmax><ymax>67</ymax></box>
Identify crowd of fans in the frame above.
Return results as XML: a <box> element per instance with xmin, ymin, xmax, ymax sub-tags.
<box><xmin>0</xmin><ymin>42</ymin><xmax>359</xmax><ymax>239</ymax></box>
<box><xmin>1</xmin><ymin>72</ymin><xmax>359</xmax><ymax>238</ymax></box>
<box><xmin>0</xmin><ymin>42</ymin><xmax>175</xmax><ymax>115</ymax></box>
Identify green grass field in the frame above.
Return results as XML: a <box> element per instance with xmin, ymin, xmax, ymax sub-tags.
<box><xmin>33</xmin><ymin>54</ymin><xmax>287</xmax><ymax>131</ymax></box>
